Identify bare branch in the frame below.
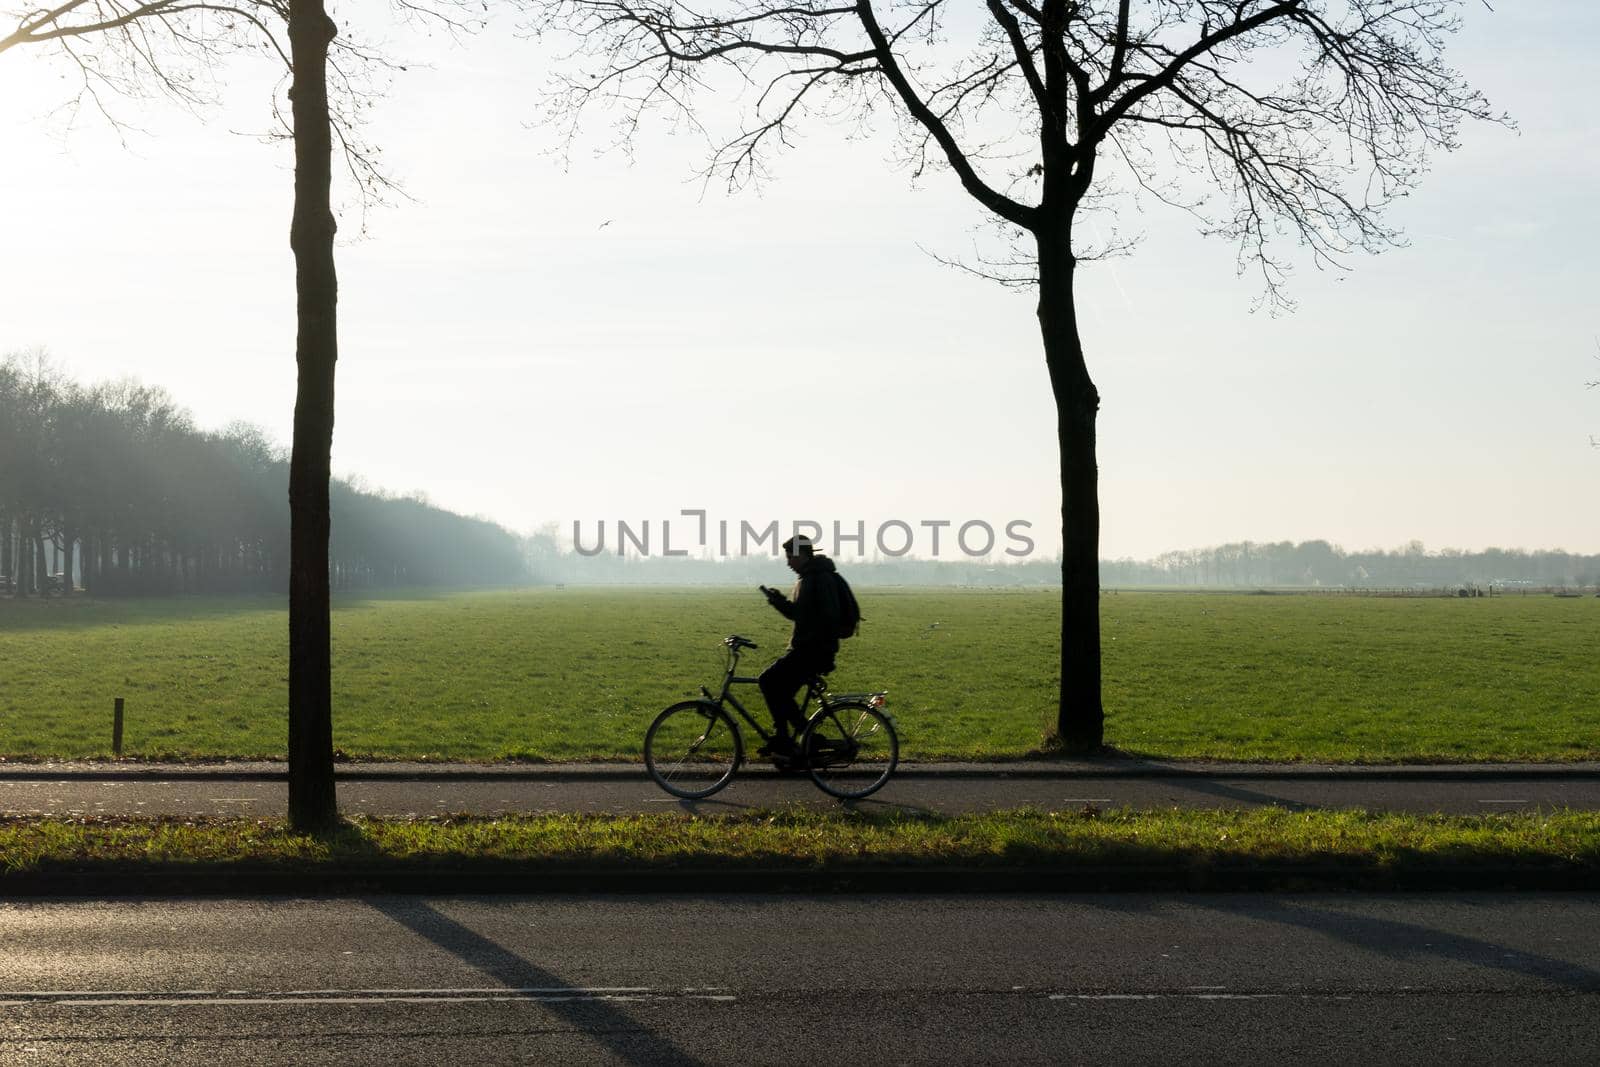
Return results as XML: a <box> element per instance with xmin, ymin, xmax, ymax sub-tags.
<box><xmin>919</xmin><ymin>238</ymin><xmax>1038</xmax><ymax>289</ymax></box>
<box><xmin>1090</xmin><ymin>1</ymin><xmax>1306</xmax><ymax>141</ymax></box>
<box><xmin>985</xmin><ymin>0</ymin><xmax>1048</xmax><ymax>118</ymax></box>
<box><xmin>523</xmin><ymin>0</ymin><xmax>1505</xmax><ymax>303</ymax></box>
<box><xmin>4</xmin><ymin>0</ymin><xmax>484</xmax><ymax>219</ymax></box>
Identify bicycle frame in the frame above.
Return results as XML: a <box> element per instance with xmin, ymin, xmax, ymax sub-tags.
<box><xmin>697</xmin><ymin>643</ymin><xmax>826</xmax><ymax>748</ymax></box>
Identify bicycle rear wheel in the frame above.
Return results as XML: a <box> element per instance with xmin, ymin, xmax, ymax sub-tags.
<box><xmin>644</xmin><ymin>701</ymin><xmax>743</xmax><ymax>799</ymax></box>
<box><xmin>801</xmin><ymin>700</ymin><xmax>898</xmax><ymax>799</ymax></box>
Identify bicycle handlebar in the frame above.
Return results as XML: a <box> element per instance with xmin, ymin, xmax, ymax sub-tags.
<box><xmin>725</xmin><ymin>635</ymin><xmax>758</xmax><ymax>651</ymax></box>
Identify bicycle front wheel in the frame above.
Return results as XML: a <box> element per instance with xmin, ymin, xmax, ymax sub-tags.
<box><xmin>801</xmin><ymin>700</ymin><xmax>898</xmax><ymax>799</ymax></box>
<box><xmin>644</xmin><ymin>701</ymin><xmax>743</xmax><ymax>799</ymax></box>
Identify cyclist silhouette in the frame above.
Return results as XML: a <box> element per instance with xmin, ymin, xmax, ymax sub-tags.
<box><xmin>757</xmin><ymin>534</ymin><xmax>842</xmax><ymax>758</ymax></box>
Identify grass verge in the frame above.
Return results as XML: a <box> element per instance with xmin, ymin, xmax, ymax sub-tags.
<box><xmin>4</xmin><ymin>807</ymin><xmax>1599</xmax><ymax>893</ymax></box>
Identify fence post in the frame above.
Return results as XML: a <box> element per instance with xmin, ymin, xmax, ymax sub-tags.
<box><xmin>113</xmin><ymin>697</ymin><xmax>124</xmax><ymax>757</ymax></box>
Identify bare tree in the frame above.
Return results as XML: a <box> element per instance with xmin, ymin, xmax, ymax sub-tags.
<box><xmin>4</xmin><ymin>0</ymin><xmax>477</xmax><ymax>827</ymax></box>
<box><xmin>523</xmin><ymin>0</ymin><xmax>1504</xmax><ymax>750</ymax></box>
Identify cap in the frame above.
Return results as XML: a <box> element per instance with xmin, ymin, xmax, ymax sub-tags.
<box><xmin>782</xmin><ymin>535</ymin><xmax>815</xmax><ymax>557</ymax></box>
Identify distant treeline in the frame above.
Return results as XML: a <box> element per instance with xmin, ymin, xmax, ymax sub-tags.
<box><xmin>1101</xmin><ymin>540</ymin><xmax>1600</xmax><ymax>590</ymax></box>
<box><xmin>0</xmin><ymin>355</ymin><xmax>525</xmax><ymax>596</ymax></box>
<box><xmin>524</xmin><ymin>531</ymin><xmax>1600</xmax><ymax>589</ymax></box>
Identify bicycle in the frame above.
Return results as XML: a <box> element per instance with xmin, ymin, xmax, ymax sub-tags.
<box><xmin>643</xmin><ymin>635</ymin><xmax>898</xmax><ymax>800</ymax></box>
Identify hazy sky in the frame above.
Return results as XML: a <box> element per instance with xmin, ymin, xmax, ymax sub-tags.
<box><xmin>1</xmin><ymin>2</ymin><xmax>1596</xmax><ymax>561</ymax></box>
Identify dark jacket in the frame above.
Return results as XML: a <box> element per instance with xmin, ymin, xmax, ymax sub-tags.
<box><xmin>769</xmin><ymin>554</ymin><xmax>842</xmax><ymax>658</ymax></box>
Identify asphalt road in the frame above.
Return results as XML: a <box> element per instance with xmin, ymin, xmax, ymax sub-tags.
<box><xmin>2</xmin><ymin>894</ymin><xmax>1598</xmax><ymax>1064</ymax></box>
<box><xmin>2</xmin><ymin>761</ymin><xmax>1599</xmax><ymax>816</ymax></box>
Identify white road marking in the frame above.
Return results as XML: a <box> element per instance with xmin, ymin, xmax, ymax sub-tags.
<box><xmin>1478</xmin><ymin>799</ymin><xmax>1530</xmax><ymax>805</ymax></box>
<box><xmin>1061</xmin><ymin>798</ymin><xmax>1114</xmax><ymax>804</ymax></box>
<box><xmin>1051</xmin><ymin>992</ymin><xmax>1351</xmax><ymax>1002</ymax></box>
<box><xmin>278</xmin><ymin>987</ymin><xmax>652</xmax><ymax>995</ymax></box>
<box><xmin>1191</xmin><ymin>994</ymin><xmax>1287</xmax><ymax>1000</ymax></box>
<box><xmin>0</xmin><ymin>987</ymin><xmax>736</xmax><ymax>1007</ymax></box>
<box><xmin>1055</xmin><ymin>994</ymin><xmax>1169</xmax><ymax>1001</ymax></box>
<box><xmin>41</xmin><ymin>997</ymin><xmax>592</xmax><ymax>1007</ymax></box>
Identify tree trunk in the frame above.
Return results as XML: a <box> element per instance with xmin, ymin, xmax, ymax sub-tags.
<box><xmin>1037</xmin><ymin>231</ymin><xmax>1104</xmax><ymax>753</ymax></box>
<box><xmin>60</xmin><ymin>530</ymin><xmax>74</xmax><ymax>594</ymax></box>
<box><xmin>286</xmin><ymin>0</ymin><xmax>341</xmax><ymax>832</ymax></box>
<box><xmin>32</xmin><ymin>524</ymin><xmax>48</xmax><ymax>597</ymax></box>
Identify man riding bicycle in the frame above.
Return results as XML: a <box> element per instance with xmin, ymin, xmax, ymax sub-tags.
<box><xmin>757</xmin><ymin>534</ymin><xmax>843</xmax><ymax>759</ymax></box>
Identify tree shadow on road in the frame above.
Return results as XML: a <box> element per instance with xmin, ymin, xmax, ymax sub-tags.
<box><xmin>1195</xmin><ymin>896</ymin><xmax>1600</xmax><ymax>993</ymax></box>
<box><xmin>1151</xmin><ymin>777</ymin><xmax>1314</xmax><ymax>811</ymax></box>
<box><xmin>367</xmin><ymin>897</ymin><xmax>707</xmax><ymax>1067</ymax></box>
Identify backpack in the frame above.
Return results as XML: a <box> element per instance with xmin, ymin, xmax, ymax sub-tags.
<box><xmin>833</xmin><ymin>573</ymin><xmax>861</xmax><ymax>639</ymax></box>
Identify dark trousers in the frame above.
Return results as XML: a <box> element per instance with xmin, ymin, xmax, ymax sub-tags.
<box><xmin>758</xmin><ymin>647</ymin><xmax>832</xmax><ymax>738</ymax></box>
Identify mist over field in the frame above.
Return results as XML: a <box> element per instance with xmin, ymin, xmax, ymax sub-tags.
<box><xmin>7</xmin><ymin>354</ymin><xmax>1596</xmax><ymax>596</ymax></box>
<box><xmin>526</xmin><ymin>535</ymin><xmax>1600</xmax><ymax>591</ymax></box>
<box><xmin>11</xmin><ymin>356</ymin><xmax>1593</xmax><ymax>596</ymax></box>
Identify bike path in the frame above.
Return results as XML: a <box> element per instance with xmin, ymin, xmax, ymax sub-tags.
<box><xmin>3</xmin><ymin>760</ymin><xmax>1600</xmax><ymax>817</ymax></box>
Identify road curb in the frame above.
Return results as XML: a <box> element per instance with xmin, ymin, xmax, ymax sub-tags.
<box><xmin>5</xmin><ymin>761</ymin><xmax>1600</xmax><ymax>783</ymax></box>
<box><xmin>5</xmin><ymin>860</ymin><xmax>1599</xmax><ymax>896</ymax></box>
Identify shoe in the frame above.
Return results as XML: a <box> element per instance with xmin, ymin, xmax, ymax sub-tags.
<box><xmin>757</xmin><ymin>738</ymin><xmax>795</xmax><ymax>759</ymax></box>
<box><xmin>772</xmin><ymin>749</ymin><xmax>809</xmax><ymax>773</ymax></box>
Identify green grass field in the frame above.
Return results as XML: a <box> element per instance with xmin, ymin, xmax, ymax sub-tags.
<box><xmin>1</xmin><ymin>587</ymin><xmax>1596</xmax><ymax>762</ymax></box>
